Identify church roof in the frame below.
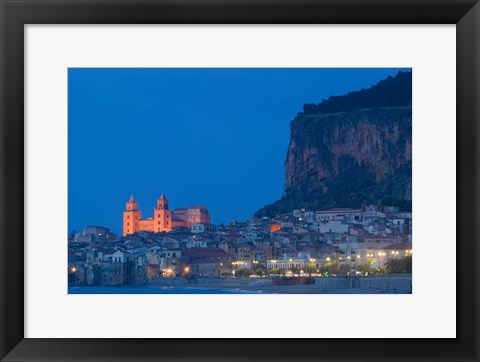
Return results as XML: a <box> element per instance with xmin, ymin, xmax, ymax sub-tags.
<box><xmin>129</xmin><ymin>195</ymin><xmax>135</xmax><ymax>202</ymax></box>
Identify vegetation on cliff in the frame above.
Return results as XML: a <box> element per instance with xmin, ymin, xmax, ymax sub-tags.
<box><xmin>302</xmin><ymin>71</ymin><xmax>412</xmax><ymax>115</ymax></box>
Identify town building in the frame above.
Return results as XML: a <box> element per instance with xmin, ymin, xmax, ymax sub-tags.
<box><xmin>191</xmin><ymin>223</ymin><xmax>216</xmax><ymax>233</ymax></box>
<box><xmin>173</xmin><ymin>206</ymin><xmax>211</xmax><ymax>228</ymax></box>
<box><xmin>73</xmin><ymin>226</ymin><xmax>117</xmax><ymax>243</ymax></box>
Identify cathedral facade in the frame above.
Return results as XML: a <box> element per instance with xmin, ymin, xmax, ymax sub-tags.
<box><xmin>123</xmin><ymin>194</ymin><xmax>211</xmax><ymax>236</ymax></box>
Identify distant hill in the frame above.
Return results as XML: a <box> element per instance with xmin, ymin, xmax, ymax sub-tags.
<box><xmin>255</xmin><ymin>71</ymin><xmax>412</xmax><ymax>218</ymax></box>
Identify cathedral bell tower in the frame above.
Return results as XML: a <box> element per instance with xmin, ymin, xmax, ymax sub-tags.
<box><xmin>154</xmin><ymin>194</ymin><xmax>172</xmax><ymax>232</ymax></box>
<box><xmin>123</xmin><ymin>195</ymin><xmax>142</xmax><ymax>236</ymax></box>
<box><xmin>157</xmin><ymin>193</ymin><xmax>169</xmax><ymax>210</ymax></box>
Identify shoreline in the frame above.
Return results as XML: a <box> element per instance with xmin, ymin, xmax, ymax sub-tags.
<box><xmin>69</xmin><ymin>275</ymin><xmax>412</xmax><ymax>294</ymax></box>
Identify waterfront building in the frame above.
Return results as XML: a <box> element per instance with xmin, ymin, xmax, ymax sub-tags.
<box><xmin>266</xmin><ymin>257</ymin><xmax>308</xmax><ymax>271</ymax></box>
<box><xmin>190</xmin><ymin>259</ymin><xmax>222</xmax><ymax>277</ymax></box>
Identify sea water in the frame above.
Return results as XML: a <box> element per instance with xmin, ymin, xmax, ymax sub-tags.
<box><xmin>68</xmin><ymin>286</ymin><xmax>264</xmax><ymax>294</ymax></box>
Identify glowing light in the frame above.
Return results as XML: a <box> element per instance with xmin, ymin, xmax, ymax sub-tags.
<box><xmin>270</xmin><ymin>224</ymin><xmax>282</xmax><ymax>232</ymax></box>
<box><xmin>163</xmin><ymin>268</ymin><xmax>174</xmax><ymax>277</ymax></box>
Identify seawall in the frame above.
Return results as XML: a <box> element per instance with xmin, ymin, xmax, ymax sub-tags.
<box><xmin>314</xmin><ymin>275</ymin><xmax>412</xmax><ymax>293</ymax></box>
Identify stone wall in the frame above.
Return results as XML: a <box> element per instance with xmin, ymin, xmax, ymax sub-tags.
<box><xmin>314</xmin><ymin>275</ymin><xmax>412</xmax><ymax>293</ymax></box>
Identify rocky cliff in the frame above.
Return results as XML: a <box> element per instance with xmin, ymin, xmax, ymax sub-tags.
<box><xmin>255</xmin><ymin>72</ymin><xmax>412</xmax><ymax>217</ymax></box>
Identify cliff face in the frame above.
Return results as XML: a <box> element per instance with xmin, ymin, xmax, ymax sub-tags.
<box><xmin>255</xmin><ymin>106</ymin><xmax>412</xmax><ymax>217</ymax></box>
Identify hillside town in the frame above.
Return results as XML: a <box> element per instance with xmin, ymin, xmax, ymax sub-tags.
<box><xmin>68</xmin><ymin>194</ymin><xmax>412</xmax><ymax>288</ymax></box>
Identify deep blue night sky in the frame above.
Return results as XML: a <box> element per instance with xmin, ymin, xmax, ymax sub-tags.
<box><xmin>68</xmin><ymin>68</ymin><xmax>406</xmax><ymax>235</ymax></box>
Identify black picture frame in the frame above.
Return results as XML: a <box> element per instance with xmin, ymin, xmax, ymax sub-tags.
<box><xmin>1</xmin><ymin>0</ymin><xmax>479</xmax><ymax>361</ymax></box>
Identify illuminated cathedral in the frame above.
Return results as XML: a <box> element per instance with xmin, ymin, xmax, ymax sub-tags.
<box><xmin>123</xmin><ymin>194</ymin><xmax>211</xmax><ymax>236</ymax></box>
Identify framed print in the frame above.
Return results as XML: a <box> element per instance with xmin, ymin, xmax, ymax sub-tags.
<box><xmin>0</xmin><ymin>0</ymin><xmax>479</xmax><ymax>361</ymax></box>
<box><xmin>66</xmin><ymin>67</ymin><xmax>413</xmax><ymax>295</ymax></box>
